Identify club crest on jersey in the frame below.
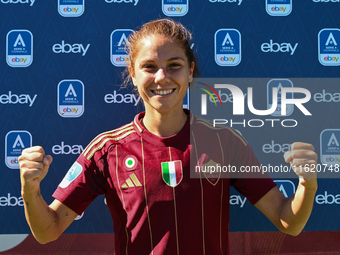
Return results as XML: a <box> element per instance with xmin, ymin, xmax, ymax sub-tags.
<box><xmin>202</xmin><ymin>159</ymin><xmax>221</xmax><ymax>186</ymax></box>
<box><xmin>161</xmin><ymin>160</ymin><xmax>183</xmax><ymax>187</ymax></box>
<box><xmin>123</xmin><ymin>155</ymin><xmax>138</xmax><ymax>170</ymax></box>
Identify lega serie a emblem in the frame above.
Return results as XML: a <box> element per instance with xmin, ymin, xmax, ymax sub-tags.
<box><xmin>57</xmin><ymin>80</ymin><xmax>84</xmax><ymax>118</ymax></box>
<box><xmin>6</xmin><ymin>30</ymin><xmax>33</xmax><ymax>67</ymax></box>
<box><xmin>274</xmin><ymin>180</ymin><xmax>295</xmax><ymax>198</ymax></box>
<box><xmin>111</xmin><ymin>29</ymin><xmax>134</xmax><ymax>67</ymax></box>
<box><xmin>320</xmin><ymin>129</ymin><xmax>340</xmax><ymax>166</ymax></box>
<box><xmin>318</xmin><ymin>29</ymin><xmax>340</xmax><ymax>66</ymax></box>
<box><xmin>58</xmin><ymin>0</ymin><xmax>85</xmax><ymax>17</ymax></box>
<box><xmin>161</xmin><ymin>160</ymin><xmax>183</xmax><ymax>187</ymax></box>
<box><xmin>162</xmin><ymin>0</ymin><xmax>188</xmax><ymax>17</ymax></box>
<box><xmin>214</xmin><ymin>29</ymin><xmax>241</xmax><ymax>67</ymax></box>
<box><xmin>5</xmin><ymin>131</ymin><xmax>32</xmax><ymax>169</ymax></box>
<box><xmin>267</xmin><ymin>79</ymin><xmax>294</xmax><ymax>116</ymax></box>
<box><xmin>266</xmin><ymin>0</ymin><xmax>292</xmax><ymax>16</ymax></box>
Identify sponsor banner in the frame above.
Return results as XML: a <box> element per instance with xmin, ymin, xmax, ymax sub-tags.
<box><xmin>104</xmin><ymin>90</ymin><xmax>141</xmax><ymax>106</ymax></box>
<box><xmin>318</xmin><ymin>28</ymin><xmax>340</xmax><ymax>66</ymax></box>
<box><xmin>6</xmin><ymin>30</ymin><xmax>33</xmax><ymax>67</ymax></box>
<box><xmin>57</xmin><ymin>80</ymin><xmax>85</xmax><ymax>118</ymax></box>
<box><xmin>52</xmin><ymin>142</ymin><xmax>84</xmax><ymax>155</ymax></box>
<box><xmin>215</xmin><ymin>29</ymin><xmax>241</xmax><ymax>66</ymax></box>
<box><xmin>5</xmin><ymin>131</ymin><xmax>32</xmax><ymax>169</ymax></box>
<box><xmin>105</xmin><ymin>0</ymin><xmax>139</xmax><ymax>5</ymax></box>
<box><xmin>110</xmin><ymin>29</ymin><xmax>134</xmax><ymax>67</ymax></box>
<box><xmin>266</xmin><ymin>0</ymin><xmax>292</xmax><ymax>16</ymax></box>
<box><xmin>0</xmin><ymin>193</ymin><xmax>24</xmax><ymax>206</ymax></box>
<box><xmin>1</xmin><ymin>0</ymin><xmax>35</xmax><ymax>6</ymax></box>
<box><xmin>58</xmin><ymin>0</ymin><xmax>85</xmax><ymax>17</ymax></box>
<box><xmin>320</xmin><ymin>129</ymin><xmax>340</xmax><ymax>166</ymax></box>
<box><xmin>2</xmin><ymin>0</ymin><xmax>340</xmax><ymax>236</ymax></box>
<box><xmin>0</xmin><ymin>91</ymin><xmax>37</xmax><ymax>107</ymax></box>
<box><xmin>313</xmin><ymin>89</ymin><xmax>340</xmax><ymax>102</ymax></box>
<box><xmin>162</xmin><ymin>0</ymin><xmax>188</xmax><ymax>17</ymax></box>
<box><xmin>261</xmin><ymin>40</ymin><xmax>298</xmax><ymax>55</ymax></box>
<box><xmin>315</xmin><ymin>191</ymin><xmax>340</xmax><ymax>205</ymax></box>
<box><xmin>262</xmin><ymin>141</ymin><xmax>291</xmax><ymax>154</ymax></box>
<box><xmin>52</xmin><ymin>41</ymin><xmax>90</xmax><ymax>56</ymax></box>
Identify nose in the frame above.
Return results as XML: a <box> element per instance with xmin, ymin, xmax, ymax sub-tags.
<box><xmin>154</xmin><ymin>68</ymin><xmax>170</xmax><ymax>84</ymax></box>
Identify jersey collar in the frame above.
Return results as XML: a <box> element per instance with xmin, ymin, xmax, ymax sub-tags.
<box><xmin>133</xmin><ymin>109</ymin><xmax>192</xmax><ymax>147</ymax></box>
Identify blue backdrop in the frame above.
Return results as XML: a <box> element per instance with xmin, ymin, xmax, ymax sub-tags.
<box><xmin>1</xmin><ymin>0</ymin><xmax>340</xmax><ymax>235</ymax></box>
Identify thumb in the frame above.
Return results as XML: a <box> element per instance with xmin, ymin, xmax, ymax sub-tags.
<box><xmin>283</xmin><ymin>151</ymin><xmax>293</xmax><ymax>163</ymax></box>
<box><xmin>43</xmin><ymin>155</ymin><xmax>53</xmax><ymax>166</ymax></box>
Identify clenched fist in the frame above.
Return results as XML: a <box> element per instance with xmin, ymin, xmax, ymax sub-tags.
<box><xmin>284</xmin><ymin>142</ymin><xmax>318</xmax><ymax>188</ymax></box>
<box><xmin>19</xmin><ymin>146</ymin><xmax>53</xmax><ymax>195</ymax></box>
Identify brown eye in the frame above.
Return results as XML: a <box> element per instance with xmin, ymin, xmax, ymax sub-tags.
<box><xmin>143</xmin><ymin>64</ymin><xmax>155</xmax><ymax>70</ymax></box>
<box><xmin>169</xmin><ymin>63</ymin><xmax>181</xmax><ymax>69</ymax></box>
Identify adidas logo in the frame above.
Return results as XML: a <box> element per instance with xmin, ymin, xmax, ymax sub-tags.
<box><xmin>122</xmin><ymin>173</ymin><xmax>142</xmax><ymax>188</ymax></box>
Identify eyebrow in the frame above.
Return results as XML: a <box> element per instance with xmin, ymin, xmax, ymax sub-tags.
<box><xmin>168</xmin><ymin>57</ymin><xmax>186</xmax><ymax>62</ymax></box>
<box><xmin>139</xmin><ymin>56</ymin><xmax>186</xmax><ymax>64</ymax></box>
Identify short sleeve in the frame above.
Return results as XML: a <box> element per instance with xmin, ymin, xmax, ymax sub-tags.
<box><xmin>230</xmin><ymin>144</ymin><xmax>277</xmax><ymax>205</ymax></box>
<box><xmin>52</xmin><ymin>153</ymin><xmax>107</xmax><ymax>215</ymax></box>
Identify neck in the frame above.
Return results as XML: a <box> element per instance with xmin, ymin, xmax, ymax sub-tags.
<box><xmin>142</xmin><ymin>108</ymin><xmax>187</xmax><ymax>137</ymax></box>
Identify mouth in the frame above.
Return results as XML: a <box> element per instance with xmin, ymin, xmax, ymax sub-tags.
<box><xmin>151</xmin><ymin>89</ymin><xmax>175</xmax><ymax>96</ymax></box>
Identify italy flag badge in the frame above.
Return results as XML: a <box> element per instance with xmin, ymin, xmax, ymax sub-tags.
<box><xmin>161</xmin><ymin>160</ymin><xmax>183</xmax><ymax>187</ymax></box>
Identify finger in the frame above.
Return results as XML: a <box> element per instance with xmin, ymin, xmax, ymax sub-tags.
<box><xmin>22</xmin><ymin>151</ymin><xmax>45</xmax><ymax>162</ymax></box>
<box><xmin>289</xmin><ymin>149</ymin><xmax>318</xmax><ymax>161</ymax></box>
<box><xmin>290</xmin><ymin>158</ymin><xmax>317</xmax><ymax>167</ymax></box>
<box><xmin>20</xmin><ymin>160</ymin><xmax>44</xmax><ymax>172</ymax></box>
<box><xmin>22</xmin><ymin>146</ymin><xmax>46</xmax><ymax>156</ymax></box>
<box><xmin>283</xmin><ymin>151</ymin><xmax>293</xmax><ymax>163</ymax></box>
<box><xmin>20</xmin><ymin>161</ymin><xmax>44</xmax><ymax>181</ymax></box>
<box><xmin>43</xmin><ymin>155</ymin><xmax>53</xmax><ymax>166</ymax></box>
<box><xmin>290</xmin><ymin>142</ymin><xmax>315</xmax><ymax>152</ymax></box>
<box><xmin>284</xmin><ymin>144</ymin><xmax>317</xmax><ymax>163</ymax></box>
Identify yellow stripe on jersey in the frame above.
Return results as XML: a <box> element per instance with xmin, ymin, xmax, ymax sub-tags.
<box><xmin>134</xmin><ymin>115</ymin><xmax>143</xmax><ymax>133</ymax></box>
<box><xmin>190</xmin><ymin>113</ymin><xmax>194</xmax><ymax>125</ymax></box>
<box><xmin>227</xmin><ymin>128</ymin><xmax>247</xmax><ymax>146</ymax></box>
<box><xmin>83</xmin><ymin>124</ymin><xmax>135</xmax><ymax>160</ymax></box>
<box><xmin>195</xmin><ymin>117</ymin><xmax>248</xmax><ymax>146</ymax></box>
<box><xmin>83</xmin><ymin>122</ymin><xmax>134</xmax><ymax>156</ymax></box>
<box><xmin>84</xmin><ymin>130</ymin><xmax>136</xmax><ymax>160</ymax></box>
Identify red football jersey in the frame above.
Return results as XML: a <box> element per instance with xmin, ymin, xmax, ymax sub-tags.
<box><xmin>53</xmin><ymin>110</ymin><xmax>276</xmax><ymax>255</ymax></box>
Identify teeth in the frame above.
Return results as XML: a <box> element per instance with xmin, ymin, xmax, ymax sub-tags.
<box><xmin>153</xmin><ymin>89</ymin><xmax>173</xmax><ymax>95</ymax></box>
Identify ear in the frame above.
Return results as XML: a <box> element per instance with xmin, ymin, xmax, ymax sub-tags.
<box><xmin>128</xmin><ymin>65</ymin><xmax>137</xmax><ymax>86</ymax></box>
<box><xmin>189</xmin><ymin>62</ymin><xmax>194</xmax><ymax>82</ymax></box>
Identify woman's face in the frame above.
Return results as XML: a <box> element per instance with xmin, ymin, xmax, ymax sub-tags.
<box><xmin>130</xmin><ymin>35</ymin><xmax>194</xmax><ymax>115</ymax></box>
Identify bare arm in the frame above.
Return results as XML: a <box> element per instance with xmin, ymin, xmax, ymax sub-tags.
<box><xmin>255</xmin><ymin>142</ymin><xmax>318</xmax><ymax>236</ymax></box>
<box><xmin>19</xmin><ymin>146</ymin><xmax>78</xmax><ymax>244</ymax></box>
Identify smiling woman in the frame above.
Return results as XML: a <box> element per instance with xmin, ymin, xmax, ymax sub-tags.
<box><xmin>124</xmin><ymin>19</ymin><xmax>199</xmax><ymax>137</ymax></box>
